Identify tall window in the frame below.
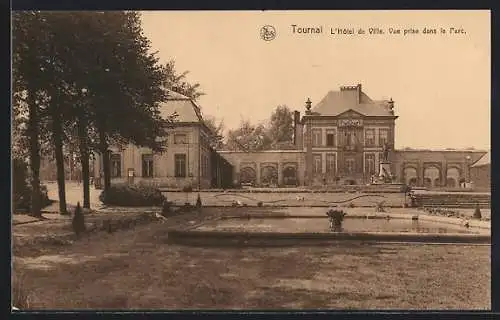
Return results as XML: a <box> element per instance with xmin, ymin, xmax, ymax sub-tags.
<box><xmin>326</xmin><ymin>129</ymin><xmax>336</xmax><ymax>147</ymax></box>
<box><xmin>110</xmin><ymin>154</ymin><xmax>121</xmax><ymax>177</ymax></box>
<box><xmin>175</xmin><ymin>154</ymin><xmax>187</xmax><ymax>177</ymax></box>
<box><xmin>142</xmin><ymin>154</ymin><xmax>154</xmax><ymax>178</ymax></box>
<box><xmin>201</xmin><ymin>154</ymin><xmax>209</xmax><ymax>178</ymax></box>
<box><xmin>365</xmin><ymin>129</ymin><xmax>375</xmax><ymax>147</ymax></box>
<box><xmin>345</xmin><ymin>158</ymin><xmax>355</xmax><ymax>174</ymax></box>
<box><xmin>379</xmin><ymin>129</ymin><xmax>389</xmax><ymax>146</ymax></box>
<box><xmin>365</xmin><ymin>153</ymin><xmax>376</xmax><ymax>175</ymax></box>
<box><xmin>345</xmin><ymin>130</ymin><xmax>356</xmax><ymax>146</ymax></box>
<box><xmin>312</xmin><ymin>129</ymin><xmax>322</xmax><ymax>147</ymax></box>
<box><xmin>313</xmin><ymin>154</ymin><xmax>322</xmax><ymax>175</ymax></box>
<box><xmin>174</xmin><ymin>134</ymin><xmax>188</xmax><ymax>144</ymax></box>
<box><xmin>326</xmin><ymin>154</ymin><xmax>336</xmax><ymax>174</ymax></box>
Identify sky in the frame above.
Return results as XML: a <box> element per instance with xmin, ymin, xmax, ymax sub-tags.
<box><xmin>140</xmin><ymin>10</ymin><xmax>490</xmax><ymax>150</ymax></box>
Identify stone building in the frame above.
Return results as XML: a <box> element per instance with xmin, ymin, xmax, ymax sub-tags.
<box><xmin>93</xmin><ymin>91</ymin><xmax>233</xmax><ymax>189</ymax></box>
<box><xmin>469</xmin><ymin>151</ymin><xmax>491</xmax><ymax>191</ymax></box>
<box><xmin>221</xmin><ymin>84</ymin><xmax>487</xmax><ymax>188</ymax></box>
<box><xmin>96</xmin><ymin>85</ymin><xmax>488</xmax><ymax>190</ymax></box>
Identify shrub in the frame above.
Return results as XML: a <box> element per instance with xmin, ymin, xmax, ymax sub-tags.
<box><xmin>473</xmin><ymin>203</ymin><xmax>482</xmax><ymax>219</ymax></box>
<box><xmin>72</xmin><ymin>202</ymin><xmax>86</xmax><ymax>238</ymax></box>
<box><xmin>196</xmin><ymin>193</ymin><xmax>202</xmax><ymax>208</ymax></box>
<box><xmin>257</xmin><ymin>201</ymin><xmax>263</xmax><ymax>207</ymax></box>
<box><xmin>13</xmin><ymin>158</ymin><xmax>51</xmax><ymax>213</ymax></box>
<box><xmin>99</xmin><ymin>185</ymin><xmax>165</xmax><ymax>207</ymax></box>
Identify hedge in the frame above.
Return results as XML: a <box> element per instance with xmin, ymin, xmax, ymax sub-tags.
<box><xmin>99</xmin><ymin>184</ymin><xmax>165</xmax><ymax>207</ymax></box>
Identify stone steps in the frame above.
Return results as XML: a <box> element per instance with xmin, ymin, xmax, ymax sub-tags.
<box><xmin>413</xmin><ymin>194</ymin><xmax>491</xmax><ymax>208</ymax></box>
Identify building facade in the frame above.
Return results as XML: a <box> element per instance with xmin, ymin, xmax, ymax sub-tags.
<box><xmin>96</xmin><ymin>85</ymin><xmax>489</xmax><ymax>190</ymax></box>
<box><xmin>93</xmin><ymin>91</ymin><xmax>233</xmax><ymax>189</ymax></box>
<box><xmin>221</xmin><ymin>84</ymin><xmax>487</xmax><ymax>189</ymax></box>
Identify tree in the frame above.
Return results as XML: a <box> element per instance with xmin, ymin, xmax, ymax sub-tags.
<box><xmin>163</xmin><ymin>60</ymin><xmax>204</xmax><ymax>101</ymax></box>
<box><xmin>13</xmin><ymin>11</ymin><xmax>178</xmax><ymax>214</ymax></box>
<box><xmin>12</xmin><ymin>11</ymin><xmax>52</xmax><ymax>217</ymax></box>
<box><xmin>267</xmin><ymin>105</ymin><xmax>294</xmax><ymax>149</ymax></box>
<box><xmin>68</xmin><ymin>11</ymin><xmax>174</xmax><ymax>192</ymax></box>
<box><xmin>203</xmin><ymin>116</ymin><xmax>225</xmax><ymax>149</ymax></box>
<box><xmin>226</xmin><ymin>119</ymin><xmax>271</xmax><ymax>151</ymax></box>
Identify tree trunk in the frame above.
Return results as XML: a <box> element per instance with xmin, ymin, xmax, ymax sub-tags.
<box><xmin>98</xmin><ymin>127</ymin><xmax>111</xmax><ymax>192</ymax></box>
<box><xmin>27</xmin><ymin>89</ymin><xmax>41</xmax><ymax>218</ymax></box>
<box><xmin>77</xmin><ymin>117</ymin><xmax>91</xmax><ymax>209</ymax></box>
<box><xmin>52</xmin><ymin>110</ymin><xmax>68</xmax><ymax>215</ymax></box>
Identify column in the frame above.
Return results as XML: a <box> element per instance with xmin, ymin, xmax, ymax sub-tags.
<box><xmin>441</xmin><ymin>162</ymin><xmax>447</xmax><ymax>187</ymax></box>
<box><xmin>417</xmin><ymin>162</ymin><xmax>423</xmax><ymax>186</ymax></box>
<box><xmin>278</xmin><ymin>162</ymin><xmax>283</xmax><ymax>186</ymax></box>
<box><xmin>305</xmin><ymin>122</ymin><xmax>313</xmax><ymax>186</ymax></box>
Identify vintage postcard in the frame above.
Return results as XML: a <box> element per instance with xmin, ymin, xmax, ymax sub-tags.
<box><xmin>12</xmin><ymin>10</ymin><xmax>490</xmax><ymax>310</ymax></box>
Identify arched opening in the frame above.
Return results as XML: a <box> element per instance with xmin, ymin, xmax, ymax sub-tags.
<box><xmin>408</xmin><ymin>178</ymin><xmax>417</xmax><ymax>187</ymax></box>
<box><xmin>423</xmin><ymin>177</ymin><xmax>432</xmax><ymax>188</ymax></box>
<box><xmin>446</xmin><ymin>167</ymin><xmax>460</xmax><ymax>188</ymax></box>
<box><xmin>261</xmin><ymin>166</ymin><xmax>278</xmax><ymax>186</ymax></box>
<box><xmin>446</xmin><ymin>178</ymin><xmax>456</xmax><ymax>187</ymax></box>
<box><xmin>240</xmin><ymin>167</ymin><xmax>256</xmax><ymax>185</ymax></box>
<box><xmin>424</xmin><ymin>166</ymin><xmax>440</xmax><ymax>188</ymax></box>
<box><xmin>403</xmin><ymin>167</ymin><xmax>417</xmax><ymax>186</ymax></box>
<box><xmin>283</xmin><ymin>166</ymin><xmax>298</xmax><ymax>186</ymax></box>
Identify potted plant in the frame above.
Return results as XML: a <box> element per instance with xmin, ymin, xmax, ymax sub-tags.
<box><xmin>326</xmin><ymin>209</ymin><xmax>346</xmax><ymax>232</ymax></box>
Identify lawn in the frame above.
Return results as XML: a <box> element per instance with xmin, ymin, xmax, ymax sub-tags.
<box><xmin>12</xmin><ymin>208</ymin><xmax>490</xmax><ymax>310</ymax></box>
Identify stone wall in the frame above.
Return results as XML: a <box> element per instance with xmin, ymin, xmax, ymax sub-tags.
<box><xmin>218</xmin><ymin>150</ymin><xmax>306</xmax><ymax>186</ymax></box>
<box><xmin>470</xmin><ymin>164</ymin><xmax>490</xmax><ymax>191</ymax></box>
<box><xmin>393</xmin><ymin>150</ymin><xmax>487</xmax><ymax>187</ymax></box>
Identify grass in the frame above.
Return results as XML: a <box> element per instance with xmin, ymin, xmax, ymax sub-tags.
<box><xmin>12</xmin><ymin>208</ymin><xmax>490</xmax><ymax>310</ymax></box>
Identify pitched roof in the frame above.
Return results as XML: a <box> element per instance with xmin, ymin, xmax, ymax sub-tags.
<box><xmin>471</xmin><ymin>151</ymin><xmax>490</xmax><ymax>167</ymax></box>
<box><xmin>311</xmin><ymin>85</ymin><xmax>394</xmax><ymax>117</ymax></box>
<box><xmin>158</xmin><ymin>89</ymin><xmax>204</xmax><ymax>123</ymax></box>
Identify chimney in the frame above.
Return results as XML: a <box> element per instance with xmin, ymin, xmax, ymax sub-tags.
<box><xmin>293</xmin><ymin>110</ymin><xmax>303</xmax><ymax>149</ymax></box>
<box><xmin>356</xmin><ymin>83</ymin><xmax>362</xmax><ymax>104</ymax></box>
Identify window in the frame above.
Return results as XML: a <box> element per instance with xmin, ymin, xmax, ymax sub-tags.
<box><xmin>110</xmin><ymin>154</ymin><xmax>121</xmax><ymax>177</ymax></box>
<box><xmin>313</xmin><ymin>154</ymin><xmax>322</xmax><ymax>175</ymax></box>
<box><xmin>365</xmin><ymin>129</ymin><xmax>375</xmax><ymax>146</ymax></box>
<box><xmin>142</xmin><ymin>154</ymin><xmax>154</xmax><ymax>178</ymax></box>
<box><xmin>175</xmin><ymin>154</ymin><xmax>187</xmax><ymax>177</ymax></box>
<box><xmin>326</xmin><ymin>129</ymin><xmax>336</xmax><ymax>147</ymax></box>
<box><xmin>345</xmin><ymin>130</ymin><xmax>356</xmax><ymax>146</ymax></box>
<box><xmin>379</xmin><ymin>129</ymin><xmax>389</xmax><ymax>146</ymax></box>
<box><xmin>365</xmin><ymin>153</ymin><xmax>376</xmax><ymax>175</ymax></box>
<box><xmin>312</xmin><ymin>129</ymin><xmax>322</xmax><ymax>147</ymax></box>
<box><xmin>174</xmin><ymin>134</ymin><xmax>188</xmax><ymax>144</ymax></box>
<box><xmin>201</xmin><ymin>154</ymin><xmax>209</xmax><ymax>178</ymax></box>
<box><xmin>326</xmin><ymin>154</ymin><xmax>336</xmax><ymax>174</ymax></box>
<box><xmin>345</xmin><ymin>158</ymin><xmax>355</xmax><ymax>174</ymax></box>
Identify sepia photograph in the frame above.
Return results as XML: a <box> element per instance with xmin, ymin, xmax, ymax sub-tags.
<box><xmin>11</xmin><ymin>10</ymin><xmax>490</xmax><ymax>310</ymax></box>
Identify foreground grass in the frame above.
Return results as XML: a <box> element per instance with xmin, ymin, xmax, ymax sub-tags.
<box><xmin>12</xmin><ymin>209</ymin><xmax>490</xmax><ymax>310</ymax></box>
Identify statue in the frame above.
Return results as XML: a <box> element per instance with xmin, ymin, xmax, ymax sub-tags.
<box><xmin>382</xmin><ymin>143</ymin><xmax>390</xmax><ymax>162</ymax></box>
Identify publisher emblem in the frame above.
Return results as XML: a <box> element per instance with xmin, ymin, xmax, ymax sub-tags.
<box><xmin>260</xmin><ymin>25</ymin><xmax>276</xmax><ymax>41</ymax></box>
